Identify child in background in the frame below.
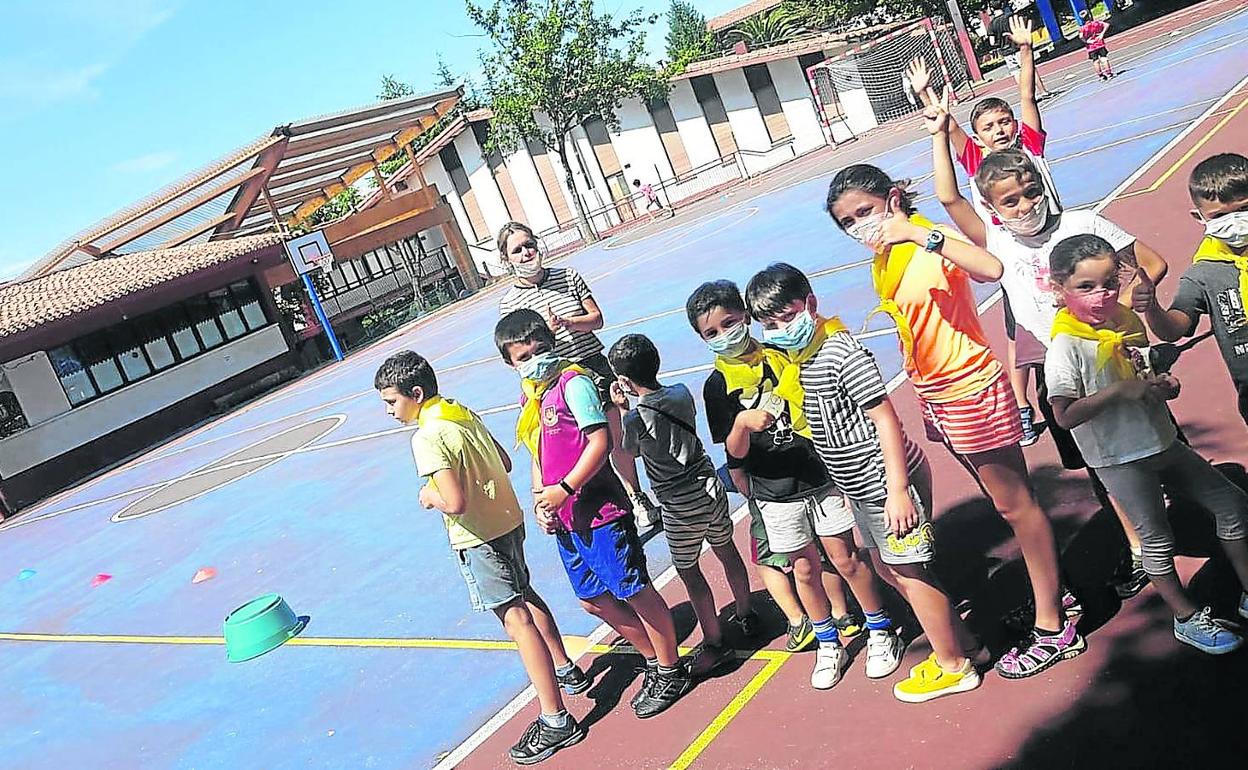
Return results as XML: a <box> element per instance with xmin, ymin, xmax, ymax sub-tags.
<box><xmin>607</xmin><ymin>333</ymin><xmax>757</xmax><ymax>676</ymax></box>
<box><xmin>1078</xmin><ymin>10</ymin><xmax>1115</xmax><ymax>81</ymax></box>
<box><xmin>1046</xmin><ymin>234</ymin><xmax>1248</xmax><ymax>652</ymax></box>
<box><xmin>1137</xmin><ymin>153</ymin><xmax>1248</xmax><ymax>428</ymax></box>
<box><xmin>497</xmin><ymin>222</ymin><xmax>663</xmax><ymax>528</ymax></box>
<box><xmin>688</xmin><ymin>280</ymin><xmax>873</xmax><ymax>689</ymax></box>
<box><xmin>374</xmin><ymin>351</ymin><xmax>588</xmax><ymax>765</ymax></box>
<box><xmin>494</xmin><ymin>309</ymin><xmax>691</xmax><ymax>718</ymax></box>
<box><xmin>633</xmin><ymin>179</ymin><xmax>666</xmax><ymax>222</ymax></box>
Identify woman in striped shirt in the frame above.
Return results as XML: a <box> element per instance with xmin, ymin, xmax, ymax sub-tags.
<box><xmin>497</xmin><ymin>221</ymin><xmax>661</xmax><ymax>525</ymax></box>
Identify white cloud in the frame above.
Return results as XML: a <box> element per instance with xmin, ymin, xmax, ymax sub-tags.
<box><xmin>0</xmin><ymin>62</ymin><xmax>110</xmax><ymax>108</ymax></box>
<box><xmin>112</xmin><ymin>150</ymin><xmax>179</xmax><ymax>174</ymax></box>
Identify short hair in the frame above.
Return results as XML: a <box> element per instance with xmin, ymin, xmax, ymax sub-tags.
<box><xmin>974</xmin><ymin>148</ymin><xmax>1045</xmax><ymax>200</ymax></box>
<box><xmin>685</xmin><ymin>280</ymin><xmax>747</xmax><ymax>330</ymax></box>
<box><xmin>1188</xmin><ymin>153</ymin><xmax>1248</xmax><ymax>205</ymax></box>
<box><xmin>496</xmin><ymin>221</ymin><xmax>535</xmax><ymax>257</ymax></box>
<box><xmin>745</xmin><ymin>263</ymin><xmax>812</xmax><ymax>320</ymax></box>
<box><xmin>633</xmin><ymin>179</ymin><xmax>641</xmax><ymax>186</ymax></box>
<box><xmin>1049</xmin><ymin>234</ymin><xmax>1119</xmax><ymax>285</ymax></box>
<box><xmin>825</xmin><ymin>164</ymin><xmax>915</xmax><ymax>227</ymax></box>
<box><xmin>493</xmin><ymin>309</ymin><xmax>555</xmax><ymax>363</ymax></box>
<box><xmin>969</xmin><ymin>97</ymin><xmax>1014</xmax><ymax>133</ymax></box>
<box><xmin>607</xmin><ymin>334</ymin><xmax>661</xmax><ymax>387</ymax></box>
<box><xmin>374</xmin><ymin>350</ymin><xmax>438</xmax><ymax>398</ymax></box>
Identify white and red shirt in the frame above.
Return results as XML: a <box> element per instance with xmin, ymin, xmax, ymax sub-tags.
<box><xmin>957</xmin><ymin>123</ymin><xmax>1063</xmax><ymax>226</ymax></box>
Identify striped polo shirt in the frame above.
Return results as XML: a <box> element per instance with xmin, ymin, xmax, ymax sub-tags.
<box><xmin>798</xmin><ymin>332</ymin><xmax>926</xmax><ymax>503</ymax></box>
<box><xmin>499</xmin><ymin>267</ymin><xmax>603</xmax><ymax>361</ymax></box>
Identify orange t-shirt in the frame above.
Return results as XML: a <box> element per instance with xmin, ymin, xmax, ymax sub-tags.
<box><xmin>891</xmin><ymin>229</ymin><xmax>1002</xmax><ymax>403</ymax></box>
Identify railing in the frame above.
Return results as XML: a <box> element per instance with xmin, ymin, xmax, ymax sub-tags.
<box><xmin>319</xmin><ymin>246</ymin><xmax>457</xmax><ymax>316</ymax></box>
<box><xmin>737</xmin><ymin>139</ymin><xmax>797</xmax><ymax>177</ymax></box>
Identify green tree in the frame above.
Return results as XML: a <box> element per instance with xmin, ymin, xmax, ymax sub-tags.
<box><xmin>665</xmin><ymin>0</ymin><xmax>714</xmax><ymax>67</ymax></box>
<box><xmin>724</xmin><ymin>6</ymin><xmax>801</xmax><ymax>47</ymax></box>
<box><xmin>466</xmin><ymin>0</ymin><xmax>665</xmax><ymax>242</ymax></box>
<box><xmin>377</xmin><ymin>74</ymin><xmax>415</xmax><ymax>101</ymax></box>
<box><xmin>434</xmin><ymin>56</ymin><xmax>457</xmax><ymax>89</ymax></box>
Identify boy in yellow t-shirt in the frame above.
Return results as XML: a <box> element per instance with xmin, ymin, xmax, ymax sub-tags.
<box><xmin>375</xmin><ymin>350</ymin><xmax>587</xmax><ymax>765</ymax></box>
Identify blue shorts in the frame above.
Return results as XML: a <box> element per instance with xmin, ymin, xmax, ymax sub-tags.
<box><xmin>456</xmin><ymin>526</ymin><xmax>530</xmax><ymax>612</ymax></box>
<box><xmin>556</xmin><ymin>518</ymin><xmax>650</xmax><ymax>601</ymax></box>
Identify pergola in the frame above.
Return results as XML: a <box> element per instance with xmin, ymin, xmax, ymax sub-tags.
<box><xmin>27</xmin><ymin>87</ymin><xmax>462</xmax><ymax>280</ymax></box>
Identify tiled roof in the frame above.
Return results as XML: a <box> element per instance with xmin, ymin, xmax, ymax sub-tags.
<box><xmin>0</xmin><ymin>233</ymin><xmax>284</xmax><ymax>339</ymax></box>
<box><xmin>673</xmin><ymin>20</ymin><xmax>914</xmax><ymax>79</ymax></box>
<box><xmin>707</xmin><ymin>0</ymin><xmax>785</xmax><ymax>32</ymax></box>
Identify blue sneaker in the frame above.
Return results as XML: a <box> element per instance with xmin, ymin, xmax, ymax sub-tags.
<box><xmin>1018</xmin><ymin>406</ymin><xmax>1039</xmax><ymax>447</ymax></box>
<box><xmin>1174</xmin><ymin>607</ymin><xmax>1243</xmax><ymax>655</ymax></box>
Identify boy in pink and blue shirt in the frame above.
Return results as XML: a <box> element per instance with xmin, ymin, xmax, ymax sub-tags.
<box><xmin>495</xmin><ymin>309</ymin><xmax>691</xmax><ymax>719</ymax></box>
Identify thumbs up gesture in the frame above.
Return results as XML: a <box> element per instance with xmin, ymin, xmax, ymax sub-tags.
<box><xmin>1131</xmin><ymin>266</ymin><xmax>1157</xmax><ymax>313</ymax></box>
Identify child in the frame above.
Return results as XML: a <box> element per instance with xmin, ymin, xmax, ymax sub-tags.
<box><xmin>374</xmin><ymin>351</ymin><xmax>588</xmax><ymax>764</ymax></box>
<box><xmin>1078</xmin><ymin>10</ymin><xmax>1115</xmax><ymax>81</ymax></box>
<box><xmin>497</xmin><ymin>221</ymin><xmax>662</xmax><ymax>527</ymax></box>
<box><xmin>687</xmin><ymin>280</ymin><xmax>882</xmax><ymax>690</ymax></box>
<box><xmin>932</xmin><ymin>103</ymin><xmax>1170</xmax><ymax>601</ymax></box>
<box><xmin>633</xmin><ymin>179</ymin><xmax>666</xmax><ymax>222</ymax></box>
<box><xmin>606</xmin><ymin>333</ymin><xmax>757</xmax><ymax>675</ymax></box>
<box><xmin>1046</xmin><ymin>234</ymin><xmax>1248</xmax><ymax>652</ymax></box>
<box><xmin>494</xmin><ymin>309</ymin><xmax>691</xmax><ymax>717</ymax></box>
<box><xmin>1136</xmin><ymin>153</ymin><xmax>1248</xmax><ymax>428</ymax></box>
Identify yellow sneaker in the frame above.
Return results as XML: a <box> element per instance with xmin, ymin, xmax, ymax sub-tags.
<box><xmin>893</xmin><ymin>654</ymin><xmax>981</xmax><ymax>704</ymax></box>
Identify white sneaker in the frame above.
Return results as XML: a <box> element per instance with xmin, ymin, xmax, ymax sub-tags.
<box><xmin>865</xmin><ymin>629</ymin><xmax>905</xmax><ymax>679</ymax></box>
<box><xmin>810</xmin><ymin>643</ymin><xmax>847</xmax><ymax>690</ymax></box>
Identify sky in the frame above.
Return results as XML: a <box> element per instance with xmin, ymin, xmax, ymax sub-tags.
<box><xmin>0</xmin><ymin>0</ymin><xmax>747</xmax><ymax>279</ymax></box>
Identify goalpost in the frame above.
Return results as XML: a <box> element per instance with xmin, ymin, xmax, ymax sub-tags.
<box><xmin>806</xmin><ymin>18</ymin><xmax>976</xmax><ymax>145</ymax></box>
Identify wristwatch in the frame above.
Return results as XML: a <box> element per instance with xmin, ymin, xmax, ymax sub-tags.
<box><xmin>924</xmin><ymin>228</ymin><xmax>945</xmax><ymax>253</ymax></box>
<box><xmin>558</xmin><ymin>479</ymin><xmax>576</xmax><ymax>496</ymax></box>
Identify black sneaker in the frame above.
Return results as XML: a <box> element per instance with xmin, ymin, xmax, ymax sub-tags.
<box><xmin>729</xmin><ymin>610</ymin><xmax>760</xmax><ymax>638</ymax></box>
<box><xmin>630</xmin><ymin>663</ymin><xmax>657</xmax><ymax>709</ymax></box>
<box><xmin>508</xmin><ymin>716</ymin><xmax>586</xmax><ymax>765</ymax></box>
<box><xmin>687</xmin><ymin>642</ymin><xmax>735</xmax><ymax>677</ymax></box>
<box><xmin>633</xmin><ymin>668</ymin><xmax>693</xmax><ymax>718</ymax></box>
<box><xmin>1113</xmin><ymin>563</ymin><xmax>1149</xmax><ymax>599</ymax></box>
<box><xmin>556</xmin><ymin>664</ymin><xmax>591</xmax><ymax>695</ymax></box>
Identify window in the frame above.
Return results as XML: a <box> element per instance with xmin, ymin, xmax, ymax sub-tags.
<box><xmin>161</xmin><ymin>304</ymin><xmax>201</xmax><ymax>359</ymax></box>
<box><xmin>77</xmin><ymin>334</ymin><xmax>124</xmax><ymax>394</ymax></box>
<box><xmin>135</xmin><ymin>315</ymin><xmax>176</xmax><ymax>371</ymax></box>
<box><xmin>230</xmin><ymin>281</ymin><xmax>267</xmax><ymax>330</ymax></box>
<box><xmin>210</xmin><ymin>289</ymin><xmax>246</xmax><ymax>340</ymax></box>
<box><xmin>186</xmin><ymin>296</ymin><xmax>224</xmax><ymax>349</ymax></box>
<box><xmin>108</xmin><ymin>326</ymin><xmax>152</xmax><ymax>382</ymax></box>
<box><xmin>49</xmin><ymin>346</ymin><xmax>95</xmax><ymax>405</ymax></box>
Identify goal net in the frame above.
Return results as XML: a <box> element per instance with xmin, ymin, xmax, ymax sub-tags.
<box><xmin>806</xmin><ymin>18</ymin><xmax>974</xmax><ymax>142</ymax></box>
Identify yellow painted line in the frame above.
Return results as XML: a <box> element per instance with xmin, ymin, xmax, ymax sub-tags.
<box><xmin>668</xmin><ymin>651</ymin><xmax>791</xmax><ymax>770</ymax></box>
<box><xmin>1117</xmin><ymin>94</ymin><xmax>1248</xmax><ymax>199</ymax></box>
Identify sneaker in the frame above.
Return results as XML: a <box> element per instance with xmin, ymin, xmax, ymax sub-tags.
<box><xmin>688</xmin><ymin>642</ymin><xmax>735</xmax><ymax>677</ymax></box>
<box><xmin>630</xmin><ymin>664</ymin><xmax>657</xmax><ymax>710</ymax></box>
<box><xmin>1018</xmin><ymin>406</ymin><xmax>1039</xmax><ymax>447</ymax></box>
<box><xmin>785</xmin><ymin>617</ymin><xmax>816</xmax><ymax>653</ymax></box>
<box><xmin>865</xmin><ymin>629</ymin><xmax>905</xmax><ymax>679</ymax></box>
<box><xmin>810</xmin><ymin>643</ymin><xmax>847</xmax><ymax>689</ymax></box>
<box><xmin>630</xmin><ymin>493</ymin><xmax>662</xmax><ymax>530</ymax></box>
<box><xmin>729</xmin><ymin>611</ymin><xmax>760</xmax><ymax>638</ymax></box>
<box><xmin>1174</xmin><ymin>606</ymin><xmax>1244</xmax><ymax>655</ymax></box>
<box><xmin>893</xmin><ymin>653</ymin><xmax>982</xmax><ymax>704</ymax></box>
<box><xmin>509</xmin><ymin>716</ymin><xmax>586</xmax><ymax>765</ymax></box>
<box><xmin>1062</xmin><ymin>589</ymin><xmax>1084</xmax><ymax>619</ymax></box>
<box><xmin>1239</xmin><ymin>592</ymin><xmax>1248</xmax><ymax>621</ymax></box>
<box><xmin>833</xmin><ymin>613</ymin><xmax>864</xmax><ymax>642</ymax></box>
<box><xmin>556</xmin><ymin>664</ymin><xmax>590</xmax><ymax>696</ymax></box>
<box><xmin>995</xmin><ymin>620</ymin><xmax>1086</xmax><ymax>679</ymax></box>
<box><xmin>1112</xmin><ymin>563</ymin><xmax>1149</xmax><ymax>600</ymax></box>
<box><xmin>633</xmin><ymin>668</ymin><xmax>693</xmax><ymax>718</ymax></box>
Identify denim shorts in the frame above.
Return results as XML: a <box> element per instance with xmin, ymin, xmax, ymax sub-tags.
<box><xmin>556</xmin><ymin>518</ymin><xmax>650</xmax><ymax>601</ymax></box>
<box><xmin>456</xmin><ymin>526</ymin><xmax>530</xmax><ymax>612</ymax></box>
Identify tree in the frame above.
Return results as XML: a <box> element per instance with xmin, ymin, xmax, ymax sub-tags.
<box><xmin>466</xmin><ymin>0</ymin><xmax>665</xmax><ymax>242</ymax></box>
<box><xmin>723</xmin><ymin>6</ymin><xmax>801</xmax><ymax>47</ymax></box>
<box><xmin>434</xmin><ymin>56</ymin><xmax>457</xmax><ymax>89</ymax></box>
<box><xmin>377</xmin><ymin>74</ymin><xmax>415</xmax><ymax>101</ymax></box>
<box><xmin>666</xmin><ymin>0</ymin><xmax>714</xmax><ymax>67</ymax></box>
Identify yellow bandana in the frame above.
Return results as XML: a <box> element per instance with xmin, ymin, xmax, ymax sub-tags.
<box><xmin>1193</xmin><ymin>235</ymin><xmax>1248</xmax><ymax>319</ymax></box>
<box><xmin>762</xmin><ymin>316</ymin><xmax>849</xmax><ymax>431</ymax></box>
<box><xmin>714</xmin><ymin>343</ymin><xmax>810</xmax><ymax>438</ymax></box>
<box><xmin>515</xmin><ymin>362</ymin><xmax>589</xmax><ymax>457</ymax></box>
<box><xmin>867</xmin><ymin>212</ymin><xmax>937</xmax><ymax>364</ymax></box>
<box><xmin>1050</xmin><ymin>305</ymin><xmax>1148</xmax><ymax>380</ymax></box>
<box><xmin>415</xmin><ymin>396</ymin><xmax>479</xmax><ymax>495</ymax></box>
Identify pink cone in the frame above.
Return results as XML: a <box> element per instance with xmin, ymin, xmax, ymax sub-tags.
<box><xmin>90</xmin><ymin>573</ymin><xmax>112</xmax><ymax>588</ymax></box>
<box><xmin>191</xmin><ymin>567</ymin><xmax>217</xmax><ymax>584</ymax></box>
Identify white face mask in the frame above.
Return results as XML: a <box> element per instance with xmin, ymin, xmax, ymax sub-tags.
<box><xmin>995</xmin><ymin>195</ymin><xmax>1049</xmax><ymax>237</ymax></box>
<box><xmin>513</xmin><ymin>258</ymin><xmax>543</xmax><ymax>280</ymax></box>
<box><xmin>1205</xmin><ymin>210</ymin><xmax>1248</xmax><ymax>250</ymax></box>
<box><xmin>846</xmin><ymin>212</ymin><xmax>888</xmax><ymax>246</ymax></box>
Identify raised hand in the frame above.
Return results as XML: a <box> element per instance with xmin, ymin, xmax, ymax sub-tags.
<box><xmin>1008</xmin><ymin>16</ymin><xmax>1034</xmax><ymax>48</ymax></box>
<box><xmin>922</xmin><ymin>85</ymin><xmax>952</xmax><ymax>135</ymax></box>
<box><xmin>869</xmin><ymin>198</ymin><xmax>924</xmax><ymax>251</ymax></box>
<box><xmin>1131</xmin><ymin>266</ymin><xmax>1157</xmax><ymax>313</ymax></box>
<box><xmin>545</xmin><ymin>306</ymin><xmax>566</xmax><ymax>332</ymax></box>
<box><xmin>906</xmin><ymin>57</ymin><xmax>932</xmax><ymax>96</ymax></box>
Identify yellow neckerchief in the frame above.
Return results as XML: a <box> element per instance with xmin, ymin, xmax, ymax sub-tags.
<box><xmin>866</xmin><ymin>212</ymin><xmax>937</xmax><ymax>365</ymax></box>
<box><xmin>415</xmin><ymin>396</ymin><xmax>478</xmax><ymax>495</ymax></box>
<box><xmin>1193</xmin><ymin>236</ymin><xmax>1248</xmax><ymax>317</ymax></box>
<box><xmin>764</xmin><ymin>316</ymin><xmax>849</xmax><ymax>430</ymax></box>
<box><xmin>713</xmin><ymin>342</ymin><xmax>811</xmax><ymax>438</ymax></box>
<box><xmin>1050</xmin><ymin>305</ymin><xmax>1148</xmax><ymax>380</ymax></box>
<box><xmin>515</xmin><ymin>361</ymin><xmax>589</xmax><ymax>457</ymax></box>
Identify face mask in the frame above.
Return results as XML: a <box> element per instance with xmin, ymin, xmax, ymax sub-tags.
<box><xmin>513</xmin><ymin>258</ymin><xmax>543</xmax><ymax>280</ymax></box>
<box><xmin>846</xmin><ymin>211</ymin><xmax>888</xmax><ymax>246</ymax></box>
<box><xmin>706</xmin><ymin>322</ymin><xmax>751</xmax><ymax>357</ymax></box>
<box><xmin>516</xmin><ymin>350</ymin><xmax>560</xmax><ymax>381</ymax></box>
<box><xmin>996</xmin><ymin>195</ymin><xmax>1049</xmax><ymax>237</ymax></box>
<box><xmin>763</xmin><ymin>310</ymin><xmax>817</xmax><ymax>351</ymax></box>
<box><xmin>1064</xmin><ymin>287</ymin><xmax>1120</xmax><ymax>326</ymax></box>
<box><xmin>1205</xmin><ymin>210</ymin><xmax>1248</xmax><ymax>250</ymax></box>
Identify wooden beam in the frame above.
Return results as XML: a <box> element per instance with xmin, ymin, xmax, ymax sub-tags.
<box><xmin>283</xmin><ymin>87</ymin><xmax>460</xmax><ymax>136</ymax></box>
<box><xmin>216</xmin><ymin>137</ymin><xmax>290</xmax><ymax>236</ymax></box>
<box><xmin>281</xmin><ymin>113</ymin><xmax>437</xmax><ymax>161</ymax></box>
<box><xmin>264</xmin><ymin>150</ymin><xmax>378</xmax><ymax>189</ymax></box>
<box><xmin>156</xmin><ymin>212</ymin><xmax>236</xmax><ymax>249</ymax></box>
<box><xmin>267</xmin><ymin>181</ymin><xmax>340</xmax><ymax>210</ymax></box>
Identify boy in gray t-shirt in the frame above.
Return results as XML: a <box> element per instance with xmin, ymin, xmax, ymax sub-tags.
<box><xmin>608</xmin><ymin>334</ymin><xmax>757</xmax><ymax>675</ymax></box>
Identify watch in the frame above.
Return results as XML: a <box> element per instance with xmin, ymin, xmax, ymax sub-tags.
<box><xmin>924</xmin><ymin>228</ymin><xmax>945</xmax><ymax>253</ymax></box>
<box><xmin>558</xmin><ymin>480</ymin><xmax>576</xmax><ymax>496</ymax></box>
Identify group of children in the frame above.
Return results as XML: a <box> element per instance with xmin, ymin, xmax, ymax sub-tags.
<box><xmin>373</xmin><ymin>21</ymin><xmax>1248</xmax><ymax>762</ymax></box>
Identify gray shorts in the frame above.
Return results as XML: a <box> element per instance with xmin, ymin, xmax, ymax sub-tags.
<box><xmin>456</xmin><ymin>526</ymin><xmax>531</xmax><ymax>611</ymax></box>
<box><xmin>849</xmin><ymin>459</ymin><xmax>935</xmax><ymax>566</ymax></box>
<box><xmin>756</xmin><ymin>491</ymin><xmax>855</xmax><ymax>555</ymax></box>
<box><xmin>662</xmin><ymin>478</ymin><xmax>735</xmax><ymax>570</ymax></box>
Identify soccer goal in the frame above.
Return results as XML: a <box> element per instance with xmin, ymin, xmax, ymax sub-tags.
<box><xmin>806</xmin><ymin>18</ymin><xmax>975</xmax><ymax>144</ymax></box>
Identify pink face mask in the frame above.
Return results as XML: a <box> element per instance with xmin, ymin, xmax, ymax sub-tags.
<box><xmin>1064</xmin><ymin>287</ymin><xmax>1119</xmax><ymax>325</ymax></box>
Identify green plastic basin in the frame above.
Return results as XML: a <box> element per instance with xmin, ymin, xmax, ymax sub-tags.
<box><xmin>223</xmin><ymin>593</ymin><xmax>307</xmax><ymax>663</ymax></box>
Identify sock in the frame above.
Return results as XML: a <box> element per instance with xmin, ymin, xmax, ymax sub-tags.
<box><xmin>811</xmin><ymin>616</ymin><xmax>840</xmax><ymax>646</ymax></box>
<box><xmin>555</xmin><ymin>661</ymin><xmax>575</xmax><ymax>677</ymax></box>
<box><xmin>539</xmin><ymin>710</ymin><xmax>569</xmax><ymax>728</ymax></box>
<box><xmin>657</xmin><ymin>663</ymin><xmax>681</xmax><ymax>677</ymax></box>
<box><xmin>864</xmin><ymin>609</ymin><xmax>892</xmax><ymax>631</ymax></box>
<box><xmin>1130</xmin><ymin>546</ymin><xmax>1143</xmax><ymax>566</ymax></box>
<box><xmin>645</xmin><ymin>656</ymin><xmax>658</xmax><ymax>670</ymax></box>
<box><xmin>1034</xmin><ymin>626</ymin><xmax>1060</xmax><ymax>637</ymax></box>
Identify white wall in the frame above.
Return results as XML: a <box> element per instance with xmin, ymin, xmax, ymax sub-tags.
<box><xmin>502</xmin><ymin>146</ymin><xmax>558</xmax><ymax>233</ymax></box>
<box><xmin>608</xmin><ymin>98</ymin><xmax>674</xmax><ymax>188</ymax></box>
<box><xmin>713</xmin><ymin>69</ymin><xmax>771</xmax><ymax>153</ymax></box>
<box><xmin>421</xmin><ymin>158</ymin><xmax>477</xmax><ymax>245</ymax></box>
<box><xmin>668</xmin><ymin>79</ymin><xmax>720</xmax><ymax>169</ymax></box>
<box><xmin>568</xmin><ymin>125</ymin><xmax>612</xmax><ymax>214</ymax></box>
<box><xmin>0</xmin><ymin>326</ymin><xmax>288</xmax><ymax>477</ymax></box>
<box><xmin>535</xmin><ymin>112</ymin><xmax>586</xmax><ymax>226</ymax></box>
<box><xmin>1</xmin><ymin>352</ymin><xmax>70</xmax><ymax>425</ymax></box>
<box><xmin>767</xmin><ymin>58</ymin><xmax>828</xmax><ymax>155</ymax></box>
<box><xmin>453</xmin><ymin>130</ymin><xmax>512</xmax><ymax>238</ymax></box>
